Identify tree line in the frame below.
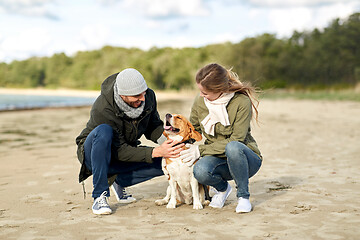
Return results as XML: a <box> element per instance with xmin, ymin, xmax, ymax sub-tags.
<box><xmin>0</xmin><ymin>12</ymin><xmax>359</xmax><ymax>91</ymax></box>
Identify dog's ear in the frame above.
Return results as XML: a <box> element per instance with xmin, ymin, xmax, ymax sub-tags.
<box><xmin>187</xmin><ymin>122</ymin><xmax>202</xmax><ymax>142</ymax></box>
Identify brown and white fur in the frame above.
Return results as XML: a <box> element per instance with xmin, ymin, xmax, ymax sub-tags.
<box><xmin>155</xmin><ymin>113</ymin><xmax>209</xmax><ymax>209</ymax></box>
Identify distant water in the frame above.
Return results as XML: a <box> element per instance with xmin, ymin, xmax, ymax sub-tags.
<box><xmin>0</xmin><ymin>94</ymin><xmax>97</xmax><ymax>111</ymax></box>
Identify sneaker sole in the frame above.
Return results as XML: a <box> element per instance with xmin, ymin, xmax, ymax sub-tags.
<box><xmin>117</xmin><ymin>197</ymin><xmax>137</xmax><ymax>204</ymax></box>
<box><xmin>236</xmin><ymin>207</ymin><xmax>252</xmax><ymax>213</ymax></box>
<box><xmin>92</xmin><ymin>208</ymin><xmax>112</xmax><ymax>215</ymax></box>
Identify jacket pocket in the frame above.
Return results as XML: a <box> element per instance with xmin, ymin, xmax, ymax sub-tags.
<box><xmin>215</xmin><ymin>124</ymin><xmax>233</xmax><ymax>137</ymax></box>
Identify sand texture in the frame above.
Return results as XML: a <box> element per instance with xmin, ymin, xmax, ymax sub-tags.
<box><xmin>0</xmin><ymin>93</ymin><xmax>359</xmax><ymax>239</ymax></box>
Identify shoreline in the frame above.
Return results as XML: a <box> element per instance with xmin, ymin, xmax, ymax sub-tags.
<box><xmin>0</xmin><ymin>88</ymin><xmax>197</xmax><ymax>112</ymax></box>
<box><xmin>0</xmin><ymin>87</ymin><xmax>197</xmax><ymax>100</ymax></box>
<box><xmin>0</xmin><ymin>89</ymin><xmax>98</xmax><ymax>112</ymax></box>
<box><xmin>0</xmin><ymin>88</ymin><xmax>100</xmax><ymax>97</ymax></box>
<box><xmin>0</xmin><ymin>105</ymin><xmax>92</xmax><ymax>113</ymax></box>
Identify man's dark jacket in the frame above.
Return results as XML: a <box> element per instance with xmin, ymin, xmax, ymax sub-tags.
<box><xmin>75</xmin><ymin>73</ymin><xmax>164</xmax><ymax>183</ymax></box>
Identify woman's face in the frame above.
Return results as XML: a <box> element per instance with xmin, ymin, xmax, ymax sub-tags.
<box><xmin>197</xmin><ymin>83</ymin><xmax>222</xmax><ymax>101</ymax></box>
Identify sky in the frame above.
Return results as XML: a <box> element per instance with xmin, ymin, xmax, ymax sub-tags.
<box><xmin>0</xmin><ymin>0</ymin><xmax>359</xmax><ymax>63</ymax></box>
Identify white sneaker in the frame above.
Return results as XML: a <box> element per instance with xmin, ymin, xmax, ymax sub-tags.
<box><xmin>236</xmin><ymin>197</ymin><xmax>252</xmax><ymax>213</ymax></box>
<box><xmin>209</xmin><ymin>183</ymin><xmax>232</xmax><ymax>208</ymax></box>
<box><xmin>209</xmin><ymin>186</ymin><xmax>218</xmax><ymax>197</ymax></box>
<box><xmin>92</xmin><ymin>191</ymin><xmax>112</xmax><ymax>215</ymax></box>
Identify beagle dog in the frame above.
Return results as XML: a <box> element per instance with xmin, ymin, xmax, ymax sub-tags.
<box><xmin>155</xmin><ymin>113</ymin><xmax>209</xmax><ymax>209</ymax></box>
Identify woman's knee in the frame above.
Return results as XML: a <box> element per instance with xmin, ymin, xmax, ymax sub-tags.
<box><xmin>193</xmin><ymin>160</ymin><xmax>205</xmax><ymax>181</ymax></box>
<box><xmin>193</xmin><ymin>159</ymin><xmax>212</xmax><ymax>183</ymax></box>
<box><xmin>225</xmin><ymin>141</ymin><xmax>246</xmax><ymax>156</ymax></box>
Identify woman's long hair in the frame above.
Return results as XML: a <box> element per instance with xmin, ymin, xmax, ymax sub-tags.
<box><xmin>196</xmin><ymin>63</ymin><xmax>259</xmax><ymax>122</ymax></box>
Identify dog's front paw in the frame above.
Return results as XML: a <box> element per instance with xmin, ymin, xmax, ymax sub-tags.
<box><xmin>193</xmin><ymin>202</ymin><xmax>203</xmax><ymax>210</ymax></box>
<box><xmin>203</xmin><ymin>200</ymin><xmax>210</xmax><ymax>206</ymax></box>
<box><xmin>166</xmin><ymin>200</ymin><xmax>177</xmax><ymax>209</ymax></box>
<box><xmin>155</xmin><ymin>199</ymin><xmax>168</xmax><ymax>206</ymax></box>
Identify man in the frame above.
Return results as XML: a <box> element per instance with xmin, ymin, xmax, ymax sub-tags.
<box><xmin>76</xmin><ymin>68</ymin><xmax>183</xmax><ymax>215</ymax></box>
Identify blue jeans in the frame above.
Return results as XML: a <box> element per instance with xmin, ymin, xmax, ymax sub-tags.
<box><xmin>84</xmin><ymin>124</ymin><xmax>163</xmax><ymax>198</ymax></box>
<box><xmin>193</xmin><ymin>141</ymin><xmax>262</xmax><ymax>199</ymax></box>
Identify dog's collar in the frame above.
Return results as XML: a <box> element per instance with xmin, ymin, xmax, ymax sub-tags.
<box><xmin>173</xmin><ymin>138</ymin><xmax>195</xmax><ymax>147</ymax></box>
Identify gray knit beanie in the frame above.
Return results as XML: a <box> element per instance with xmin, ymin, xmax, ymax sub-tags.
<box><xmin>115</xmin><ymin>68</ymin><xmax>148</xmax><ymax>96</ymax></box>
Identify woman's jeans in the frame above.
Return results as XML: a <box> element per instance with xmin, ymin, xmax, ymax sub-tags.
<box><xmin>193</xmin><ymin>141</ymin><xmax>262</xmax><ymax>199</ymax></box>
<box><xmin>84</xmin><ymin>124</ymin><xmax>163</xmax><ymax>198</ymax></box>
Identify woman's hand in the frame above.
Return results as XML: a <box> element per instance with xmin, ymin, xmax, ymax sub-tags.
<box><xmin>180</xmin><ymin>144</ymin><xmax>200</xmax><ymax>166</ymax></box>
<box><xmin>152</xmin><ymin>139</ymin><xmax>184</xmax><ymax>158</ymax></box>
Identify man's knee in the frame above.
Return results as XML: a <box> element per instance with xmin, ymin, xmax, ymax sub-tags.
<box><xmin>96</xmin><ymin>124</ymin><xmax>113</xmax><ymax>134</ymax></box>
<box><xmin>94</xmin><ymin>124</ymin><xmax>113</xmax><ymax>143</ymax></box>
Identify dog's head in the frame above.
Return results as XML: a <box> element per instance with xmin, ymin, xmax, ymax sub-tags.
<box><xmin>163</xmin><ymin>113</ymin><xmax>202</xmax><ymax>143</ymax></box>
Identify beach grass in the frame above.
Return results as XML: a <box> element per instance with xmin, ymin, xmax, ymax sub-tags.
<box><xmin>260</xmin><ymin>88</ymin><xmax>360</xmax><ymax>102</ymax></box>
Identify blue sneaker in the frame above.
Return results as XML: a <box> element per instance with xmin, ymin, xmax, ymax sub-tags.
<box><xmin>92</xmin><ymin>191</ymin><xmax>112</xmax><ymax>215</ymax></box>
<box><xmin>110</xmin><ymin>181</ymin><xmax>136</xmax><ymax>204</ymax></box>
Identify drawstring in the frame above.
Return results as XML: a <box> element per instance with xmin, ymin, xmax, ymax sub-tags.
<box><xmin>81</xmin><ymin>181</ymin><xmax>86</xmax><ymax>199</ymax></box>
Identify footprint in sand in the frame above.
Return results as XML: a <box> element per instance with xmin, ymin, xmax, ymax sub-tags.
<box><xmin>22</xmin><ymin>193</ymin><xmax>50</xmax><ymax>203</ymax></box>
<box><xmin>42</xmin><ymin>171</ymin><xmax>68</xmax><ymax>177</ymax></box>
<box><xmin>26</xmin><ymin>181</ymin><xmax>38</xmax><ymax>186</ymax></box>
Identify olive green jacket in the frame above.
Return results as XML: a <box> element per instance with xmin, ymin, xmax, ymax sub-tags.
<box><xmin>75</xmin><ymin>73</ymin><xmax>164</xmax><ymax>183</ymax></box>
<box><xmin>189</xmin><ymin>93</ymin><xmax>262</xmax><ymax>159</ymax></box>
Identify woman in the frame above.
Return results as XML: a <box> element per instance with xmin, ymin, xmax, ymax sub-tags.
<box><xmin>180</xmin><ymin>63</ymin><xmax>262</xmax><ymax>213</ymax></box>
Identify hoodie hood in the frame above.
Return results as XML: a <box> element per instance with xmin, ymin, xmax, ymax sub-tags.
<box><xmin>100</xmin><ymin>73</ymin><xmax>118</xmax><ymax>107</ymax></box>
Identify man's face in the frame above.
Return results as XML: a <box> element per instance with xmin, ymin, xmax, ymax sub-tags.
<box><xmin>120</xmin><ymin>91</ymin><xmax>146</xmax><ymax>108</ymax></box>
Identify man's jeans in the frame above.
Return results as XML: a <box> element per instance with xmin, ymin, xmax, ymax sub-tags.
<box><xmin>193</xmin><ymin>141</ymin><xmax>262</xmax><ymax>199</ymax></box>
<box><xmin>84</xmin><ymin>124</ymin><xmax>163</xmax><ymax>198</ymax></box>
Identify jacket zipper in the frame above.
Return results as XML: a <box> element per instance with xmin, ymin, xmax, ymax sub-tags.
<box><xmin>132</xmin><ymin>109</ymin><xmax>151</xmax><ymax>139</ymax></box>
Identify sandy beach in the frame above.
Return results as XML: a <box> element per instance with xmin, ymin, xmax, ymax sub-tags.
<box><xmin>0</xmin><ymin>90</ymin><xmax>359</xmax><ymax>239</ymax></box>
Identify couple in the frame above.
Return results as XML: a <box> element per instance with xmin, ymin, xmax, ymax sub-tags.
<box><xmin>75</xmin><ymin>63</ymin><xmax>262</xmax><ymax>215</ymax></box>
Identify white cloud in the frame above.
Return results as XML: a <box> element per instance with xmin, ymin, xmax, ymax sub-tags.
<box><xmin>145</xmin><ymin>20</ymin><xmax>162</xmax><ymax>29</ymax></box>
<box><xmin>212</xmin><ymin>33</ymin><xmax>241</xmax><ymax>44</ymax></box>
<box><xmin>245</xmin><ymin>0</ymin><xmax>357</xmax><ymax>8</ymax></box>
<box><xmin>96</xmin><ymin>0</ymin><xmax>121</xmax><ymax>5</ymax></box>
<box><xmin>265</xmin><ymin>1</ymin><xmax>359</xmax><ymax>36</ymax></box>
<box><xmin>79</xmin><ymin>24</ymin><xmax>111</xmax><ymax>49</ymax></box>
<box><xmin>121</xmin><ymin>0</ymin><xmax>210</xmax><ymax>18</ymax></box>
<box><xmin>315</xmin><ymin>1</ymin><xmax>359</xmax><ymax>21</ymax></box>
<box><xmin>268</xmin><ymin>7</ymin><xmax>313</xmax><ymax>36</ymax></box>
<box><xmin>0</xmin><ymin>27</ymin><xmax>52</xmax><ymax>61</ymax></box>
<box><xmin>0</xmin><ymin>0</ymin><xmax>58</xmax><ymax>19</ymax></box>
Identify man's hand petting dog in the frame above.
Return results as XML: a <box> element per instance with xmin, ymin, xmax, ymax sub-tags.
<box><xmin>180</xmin><ymin>144</ymin><xmax>200</xmax><ymax>166</ymax></box>
<box><xmin>152</xmin><ymin>139</ymin><xmax>184</xmax><ymax>158</ymax></box>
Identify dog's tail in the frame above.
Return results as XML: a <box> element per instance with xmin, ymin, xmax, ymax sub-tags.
<box><xmin>203</xmin><ymin>184</ymin><xmax>211</xmax><ymax>201</ymax></box>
